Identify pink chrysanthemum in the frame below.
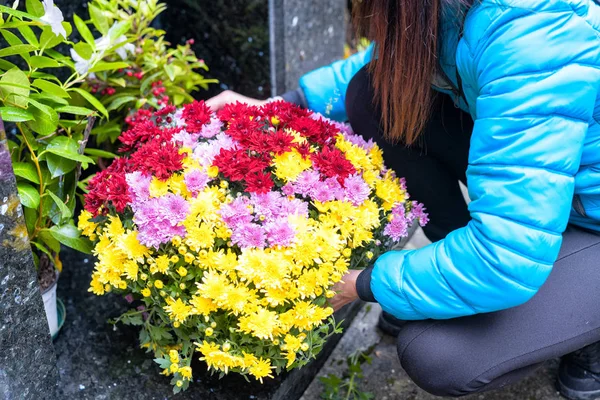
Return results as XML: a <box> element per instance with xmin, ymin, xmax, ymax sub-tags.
<box><xmin>265</xmin><ymin>219</ymin><xmax>296</xmax><ymax>247</ymax></box>
<box><xmin>230</xmin><ymin>222</ymin><xmax>266</xmax><ymax>249</ymax></box>
<box><xmin>184</xmin><ymin>169</ymin><xmax>209</xmax><ymax>194</ymax></box>
<box><xmin>343</xmin><ymin>174</ymin><xmax>371</xmax><ymax>206</ymax></box>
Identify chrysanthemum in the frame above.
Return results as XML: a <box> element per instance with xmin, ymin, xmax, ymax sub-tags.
<box><xmin>238</xmin><ymin>308</ymin><xmax>279</xmax><ymax>340</ymax></box>
<box><xmin>164</xmin><ymin>297</ymin><xmax>192</xmax><ymax>323</ymax></box>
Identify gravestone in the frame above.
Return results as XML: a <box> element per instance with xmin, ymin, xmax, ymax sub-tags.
<box><xmin>269</xmin><ymin>0</ymin><xmax>347</xmax><ymax>96</ymax></box>
<box><xmin>0</xmin><ymin>122</ymin><xmax>58</xmax><ymax>399</ymax></box>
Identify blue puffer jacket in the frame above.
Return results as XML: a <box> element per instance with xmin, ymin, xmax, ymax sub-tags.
<box><xmin>298</xmin><ymin>0</ymin><xmax>600</xmax><ymax>320</ymax></box>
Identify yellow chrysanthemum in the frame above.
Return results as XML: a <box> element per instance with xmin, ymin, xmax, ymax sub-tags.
<box><xmin>105</xmin><ymin>215</ymin><xmax>125</xmax><ymax>239</ymax></box>
<box><xmin>376</xmin><ymin>172</ymin><xmax>406</xmax><ymax>211</ymax></box>
<box><xmin>179</xmin><ymin>366</ymin><xmax>193</xmax><ymax>380</ymax></box>
<box><xmin>77</xmin><ymin>210</ymin><xmax>98</xmax><ymax>240</ymax></box>
<box><xmin>238</xmin><ymin>307</ymin><xmax>279</xmax><ymax>340</ymax></box>
<box><xmin>248</xmin><ymin>358</ymin><xmax>273</xmax><ymax>383</ymax></box>
<box><xmin>196</xmin><ymin>270</ymin><xmax>230</xmax><ymax>302</ymax></box>
<box><xmin>149</xmin><ymin>177</ymin><xmax>170</xmax><ymax>198</ymax></box>
<box><xmin>153</xmin><ymin>254</ymin><xmax>170</xmax><ymax>274</ymax></box>
<box><xmin>184</xmin><ymin>222</ymin><xmax>215</xmax><ymax>252</ymax></box>
<box><xmin>272</xmin><ymin>148</ymin><xmax>312</xmax><ymax>182</ymax></box>
<box><xmin>123</xmin><ymin>260</ymin><xmax>139</xmax><ymax>281</ymax></box>
<box><xmin>89</xmin><ymin>273</ymin><xmax>105</xmax><ymax>295</ymax></box>
<box><xmin>190</xmin><ymin>295</ymin><xmax>219</xmax><ymax>316</ymax></box>
<box><xmin>164</xmin><ymin>297</ymin><xmax>192</xmax><ymax>323</ymax></box>
<box><xmin>117</xmin><ymin>230</ymin><xmax>150</xmax><ymax>261</ymax></box>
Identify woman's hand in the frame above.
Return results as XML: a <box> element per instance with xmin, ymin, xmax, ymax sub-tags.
<box><xmin>329</xmin><ymin>269</ymin><xmax>362</xmax><ymax>312</ymax></box>
<box><xmin>205</xmin><ymin>90</ymin><xmax>268</xmax><ymax>111</ymax></box>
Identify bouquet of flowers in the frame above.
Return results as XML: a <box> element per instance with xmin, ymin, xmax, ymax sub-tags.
<box><xmin>78</xmin><ymin>100</ymin><xmax>427</xmax><ymax>392</ymax></box>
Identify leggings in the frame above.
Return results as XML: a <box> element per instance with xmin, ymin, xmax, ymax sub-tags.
<box><xmin>345</xmin><ymin>65</ymin><xmax>600</xmax><ymax>396</ymax></box>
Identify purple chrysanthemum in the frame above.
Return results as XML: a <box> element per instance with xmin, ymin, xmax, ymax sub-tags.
<box><xmin>230</xmin><ymin>222</ymin><xmax>266</xmax><ymax>249</ymax></box>
<box><xmin>265</xmin><ymin>219</ymin><xmax>296</xmax><ymax>247</ymax></box>
<box><xmin>126</xmin><ymin>171</ymin><xmax>152</xmax><ymax>205</ymax></box>
<box><xmin>199</xmin><ymin>117</ymin><xmax>223</xmax><ymax>139</ymax></box>
<box><xmin>219</xmin><ymin>196</ymin><xmax>253</xmax><ymax>228</ymax></box>
<box><xmin>343</xmin><ymin>174</ymin><xmax>371</xmax><ymax>206</ymax></box>
<box><xmin>184</xmin><ymin>169</ymin><xmax>209</xmax><ymax>194</ymax></box>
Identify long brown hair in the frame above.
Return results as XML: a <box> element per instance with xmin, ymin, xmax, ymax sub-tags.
<box><xmin>353</xmin><ymin>0</ymin><xmax>470</xmax><ymax>145</ymax></box>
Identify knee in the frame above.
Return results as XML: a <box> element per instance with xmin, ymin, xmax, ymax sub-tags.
<box><xmin>397</xmin><ymin>325</ymin><xmax>475</xmax><ymax>397</ymax></box>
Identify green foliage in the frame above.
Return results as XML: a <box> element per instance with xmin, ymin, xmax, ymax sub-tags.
<box><xmin>320</xmin><ymin>350</ymin><xmax>375</xmax><ymax>400</ymax></box>
<box><xmin>81</xmin><ymin>0</ymin><xmax>217</xmax><ymax>144</ymax></box>
<box><xmin>0</xmin><ymin>0</ymin><xmax>131</xmax><ymax>270</ymax></box>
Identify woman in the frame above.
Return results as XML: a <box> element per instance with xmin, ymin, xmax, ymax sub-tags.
<box><xmin>207</xmin><ymin>0</ymin><xmax>600</xmax><ymax>398</ymax></box>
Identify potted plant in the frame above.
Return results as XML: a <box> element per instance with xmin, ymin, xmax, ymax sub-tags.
<box><xmin>78</xmin><ymin>0</ymin><xmax>217</xmax><ymax>147</ymax></box>
<box><xmin>0</xmin><ymin>0</ymin><xmax>131</xmax><ymax>337</ymax></box>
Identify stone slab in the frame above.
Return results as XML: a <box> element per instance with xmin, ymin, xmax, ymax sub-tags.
<box><xmin>0</xmin><ymin>126</ymin><xmax>58</xmax><ymax>399</ymax></box>
<box><xmin>269</xmin><ymin>0</ymin><xmax>346</xmax><ymax>95</ymax></box>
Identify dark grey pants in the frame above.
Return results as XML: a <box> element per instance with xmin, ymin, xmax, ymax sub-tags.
<box><xmin>345</xmin><ymin>65</ymin><xmax>600</xmax><ymax>397</ymax></box>
<box><xmin>397</xmin><ymin>226</ymin><xmax>600</xmax><ymax>396</ymax></box>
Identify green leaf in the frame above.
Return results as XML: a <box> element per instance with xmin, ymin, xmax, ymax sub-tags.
<box><xmin>0</xmin><ymin>59</ymin><xmax>17</xmax><ymax>71</ymax></box>
<box><xmin>32</xmin><ymin>79</ymin><xmax>70</xmax><ymax>98</ymax></box>
<box><xmin>30</xmin><ymin>56</ymin><xmax>60</xmax><ymax>69</ymax></box>
<box><xmin>12</xmin><ymin>162</ymin><xmax>40</xmax><ymax>183</ymax></box>
<box><xmin>89</xmin><ymin>61</ymin><xmax>130</xmax><ymax>73</ymax></box>
<box><xmin>46</xmin><ymin>153</ymin><xmax>76</xmax><ymax>178</ymax></box>
<box><xmin>69</xmin><ymin>87</ymin><xmax>108</xmax><ymax>118</ymax></box>
<box><xmin>0</xmin><ymin>68</ymin><xmax>29</xmax><ymax>108</ymax></box>
<box><xmin>73</xmin><ymin>42</ymin><xmax>93</xmax><ymax>60</ymax></box>
<box><xmin>18</xmin><ymin>25</ymin><xmax>39</xmax><ymax>46</ymax></box>
<box><xmin>84</xmin><ymin>148</ymin><xmax>116</xmax><ymax>159</ymax></box>
<box><xmin>88</xmin><ymin>4</ymin><xmax>108</xmax><ymax>34</ymax></box>
<box><xmin>108</xmin><ymin>21</ymin><xmax>130</xmax><ymax>41</ymax></box>
<box><xmin>31</xmin><ymin>92</ymin><xmax>69</xmax><ymax>106</ymax></box>
<box><xmin>0</xmin><ymin>44</ymin><xmax>36</xmax><ymax>58</ymax></box>
<box><xmin>26</xmin><ymin>101</ymin><xmax>58</xmax><ymax>135</ymax></box>
<box><xmin>73</xmin><ymin>14</ymin><xmax>95</xmax><ymax>47</ymax></box>
<box><xmin>46</xmin><ymin>190</ymin><xmax>71</xmax><ymax>221</ymax></box>
<box><xmin>55</xmin><ymin>105</ymin><xmax>95</xmax><ymax>116</ymax></box>
<box><xmin>23</xmin><ymin>207</ymin><xmax>37</xmax><ymax>236</ymax></box>
<box><xmin>18</xmin><ymin>123</ymin><xmax>38</xmax><ymax>151</ymax></box>
<box><xmin>17</xmin><ymin>182</ymin><xmax>40</xmax><ymax>209</ymax></box>
<box><xmin>1</xmin><ymin>29</ymin><xmax>24</xmax><ymax>46</ymax></box>
<box><xmin>0</xmin><ymin>107</ymin><xmax>33</xmax><ymax>122</ymax></box>
<box><xmin>39</xmin><ymin>23</ymin><xmax>71</xmax><ymax>49</ymax></box>
<box><xmin>106</xmin><ymin>95</ymin><xmax>136</xmax><ymax>111</ymax></box>
<box><xmin>45</xmin><ymin>136</ymin><xmax>94</xmax><ymax>163</ymax></box>
<box><xmin>46</xmin><ymin>224</ymin><xmax>93</xmax><ymax>253</ymax></box>
<box><xmin>38</xmin><ymin>230</ymin><xmax>61</xmax><ymax>253</ymax></box>
<box><xmin>32</xmin><ymin>241</ymin><xmax>53</xmax><ymax>259</ymax></box>
<box><xmin>164</xmin><ymin>64</ymin><xmax>176</xmax><ymax>82</ymax></box>
<box><xmin>0</xmin><ymin>5</ymin><xmax>40</xmax><ymax>21</ymax></box>
<box><xmin>25</xmin><ymin>0</ymin><xmax>44</xmax><ymax>17</ymax></box>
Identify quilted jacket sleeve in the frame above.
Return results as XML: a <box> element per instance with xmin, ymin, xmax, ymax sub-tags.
<box><xmin>369</xmin><ymin>6</ymin><xmax>600</xmax><ymax>320</ymax></box>
<box><xmin>298</xmin><ymin>44</ymin><xmax>374</xmax><ymax>121</ymax></box>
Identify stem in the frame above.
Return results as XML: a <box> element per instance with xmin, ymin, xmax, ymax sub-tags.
<box><xmin>18</xmin><ymin>123</ymin><xmax>44</xmax><ymax>239</ymax></box>
<box><xmin>73</xmin><ymin>116</ymin><xmax>96</xmax><ymax>184</ymax></box>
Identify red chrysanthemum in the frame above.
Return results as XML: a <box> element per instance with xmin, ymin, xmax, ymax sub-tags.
<box><xmin>218</xmin><ymin>101</ymin><xmax>260</xmax><ymax>123</ymax></box>
<box><xmin>288</xmin><ymin>116</ymin><xmax>336</xmax><ymax>145</ymax></box>
<box><xmin>265</xmin><ymin>130</ymin><xmax>294</xmax><ymax>155</ymax></box>
<box><xmin>259</xmin><ymin>100</ymin><xmax>309</xmax><ymax>125</ymax></box>
<box><xmin>105</xmin><ymin>173</ymin><xmax>130</xmax><ymax>213</ymax></box>
<box><xmin>213</xmin><ymin>148</ymin><xmax>269</xmax><ymax>182</ymax></box>
<box><xmin>311</xmin><ymin>145</ymin><xmax>356</xmax><ymax>182</ymax></box>
<box><xmin>129</xmin><ymin>139</ymin><xmax>184</xmax><ymax>180</ymax></box>
<box><xmin>226</xmin><ymin>117</ymin><xmax>264</xmax><ymax>147</ymax></box>
<box><xmin>84</xmin><ymin>159</ymin><xmax>132</xmax><ymax>216</ymax></box>
<box><xmin>245</xmin><ymin>170</ymin><xmax>274</xmax><ymax>194</ymax></box>
<box><xmin>155</xmin><ymin>104</ymin><xmax>177</xmax><ymax>117</ymax></box>
<box><xmin>181</xmin><ymin>100</ymin><xmax>211</xmax><ymax>132</ymax></box>
<box><xmin>118</xmin><ymin>120</ymin><xmax>162</xmax><ymax>153</ymax></box>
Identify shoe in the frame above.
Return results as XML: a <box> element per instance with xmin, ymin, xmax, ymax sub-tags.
<box><xmin>377</xmin><ymin>312</ymin><xmax>407</xmax><ymax>337</ymax></box>
<box><xmin>558</xmin><ymin>342</ymin><xmax>600</xmax><ymax>400</ymax></box>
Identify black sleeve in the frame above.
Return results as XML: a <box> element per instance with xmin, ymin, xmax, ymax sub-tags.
<box><xmin>356</xmin><ymin>267</ymin><xmax>376</xmax><ymax>302</ymax></box>
<box><xmin>280</xmin><ymin>88</ymin><xmax>308</xmax><ymax>108</ymax></box>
